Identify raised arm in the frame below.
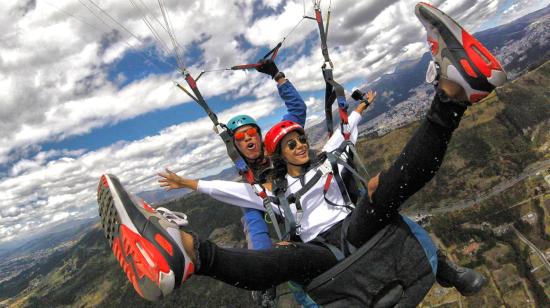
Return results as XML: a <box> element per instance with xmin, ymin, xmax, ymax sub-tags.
<box><xmin>256</xmin><ymin>59</ymin><xmax>306</xmax><ymax>127</ymax></box>
<box><xmin>278</xmin><ymin>80</ymin><xmax>306</xmax><ymax>127</ymax></box>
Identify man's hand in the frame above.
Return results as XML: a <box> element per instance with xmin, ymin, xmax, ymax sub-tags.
<box><xmin>256</xmin><ymin>59</ymin><xmax>279</xmax><ymax>79</ymax></box>
<box><xmin>158</xmin><ymin>168</ymin><xmax>198</xmax><ymax>191</ymax></box>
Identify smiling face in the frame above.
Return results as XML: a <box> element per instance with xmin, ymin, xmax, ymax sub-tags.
<box><xmin>234</xmin><ymin>125</ymin><xmax>262</xmax><ymax>160</ymax></box>
<box><xmin>281</xmin><ymin>131</ymin><xmax>309</xmax><ymax>166</ymax></box>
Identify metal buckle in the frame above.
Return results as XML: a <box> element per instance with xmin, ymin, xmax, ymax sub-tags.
<box><xmin>318</xmin><ymin>158</ymin><xmax>332</xmax><ymax>175</ymax></box>
<box><xmin>295</xmin><ymin>210</ymin><xmax>304</xmax><ymax>235</ymax></box>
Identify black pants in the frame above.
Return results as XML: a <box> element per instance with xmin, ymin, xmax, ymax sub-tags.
<box><xmin>196</xmin><ymin>91</ymin><xmax>467</xmax><ymax>290</ymax></box>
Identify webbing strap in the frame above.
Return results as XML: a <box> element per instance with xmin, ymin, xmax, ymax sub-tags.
<box><xmin>230</xmin><ymin>42</ymin><xmax>282</xmax><ymax>71</ymax></box>
<box><xmin>314</xmin><ymin>5</ymin><xmax>331</xmax><ymax>67</ymax></box>
<box><xmin>288</xmin><ymin>169</ymin><xmax>324</xmax><ymax>211</ymax></box>
<box><xmin>347</xmin><ymin>144</ymin><xmax>371</xmax><ymax>181</ymax></box>
<box><xmin>181</xmin><ymin>72</ymin><xmax>248</xmax><ymax>174</ymax></box>
<box><xmin>276</xmin><ymin>191</ymin><xmax>298</xmax><ymax>240</ymax></box>
<box><xmin>332</xmin><ymin>154</ymin><xmax>368</xmax><ymax>188</ymax></box>
<box><xmin>322</xmin><ymin>69</ymin><xmax>349</xmax><ymax>138</ymax></box>
<box><xmin>313</xmin><ymin>236</ymin><xmax>346</xmax><ymax>261</ymax></box>
<box><xmin>327</xmin><ymin>153</ymin><xmax>352</xmax><ymax>207</ymax></box>
<box><xmin>262</xmin><ymin>197</ymin><xmax>283</xmax><ymax>240</ymax></box>
<box><xmin>313</xmin><ymin>5</ymin><xmax>350</xmax><ymax>140</ymax></box>
<box><xmin>306</xmin><ymin>223</ymin><xmax>392</xmax><ymax>293</ymax></box>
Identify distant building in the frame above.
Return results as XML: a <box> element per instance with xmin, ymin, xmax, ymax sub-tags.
<box><xmin>462</xmin><ymin>242</ymin><xmax>481</xmax><ymax>255</ymax></box>
<box><xmin>521</xmin><ymin>212</ymin><xmax>537</xmax><ymax>225</ymax></box>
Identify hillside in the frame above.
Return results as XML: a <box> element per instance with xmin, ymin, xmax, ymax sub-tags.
<box><xmin>357</xmin><ymin>60</ymin><xmax>550</xmax><ymax>212</ymax></box>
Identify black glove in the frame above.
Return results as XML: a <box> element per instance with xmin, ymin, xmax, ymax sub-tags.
<box><xmin>351</xmin><ymin>89</ymin><xmax>365</xmax><ymax>101</ymax></box>
<box><xmin>256</xmin><ymin>59</ymin><xmax>279</xmax><ymax>78</ymax></box>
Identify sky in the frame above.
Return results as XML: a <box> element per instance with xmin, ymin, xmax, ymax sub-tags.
<box><xmin>0</xmin><ymin>0</ymin><xmax>548</xmax><ymax>245</ymax></box>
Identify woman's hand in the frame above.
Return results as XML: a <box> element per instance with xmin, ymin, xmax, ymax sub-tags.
<box><xmin>355</xmin><ymin>90</ymin><xmax>376</xmax><ymax>114</ymax></box>
<box><xmin>158</xmin><ymin>168</ymin><xmax>198</xmax><ymax>191</ymax></box>
<box><xmin>365</xmin><ymin>90</ymin><xmax>377</xmax><ymax>104</ymax></box>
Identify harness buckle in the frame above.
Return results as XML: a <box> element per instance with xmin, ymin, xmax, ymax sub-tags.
<box><xmin>295</xmin><ymin>210</ymin><xmax>304</xmax><ymax>235</ymax></box>
<box><xmin>318</xmin><ymin>159</ymin><xmax>333</xmax><ymax>175</ymax></box>
<box><xmin>213</xmin><ymin>124</ymin><xmax>226</xmax><ymax>135</ymax></box>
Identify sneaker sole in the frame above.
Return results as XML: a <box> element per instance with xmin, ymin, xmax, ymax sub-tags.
<box><xmin>416</xmin><ymin>2</ymin><xmax>507</xmax><ymax>103</ymax></box>
<box><xmin>97</xmin><ymin>174</ymin><xmax>180</xmax><ymax>301</ymax></box>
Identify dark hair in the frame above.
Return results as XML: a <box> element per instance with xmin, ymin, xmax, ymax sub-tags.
<box><xmin>268</xmin><ymin>142</ymin><xmax>287</xmax><ymax>184</ymax></box>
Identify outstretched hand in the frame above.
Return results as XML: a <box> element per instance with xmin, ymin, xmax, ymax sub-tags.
<box><xmin>365</xmin><ymin>90</ymin><xmax>377</xmax><ymax>104</ymax></box>
<box><xmin>158</xmin><ymin>168</ymin><xmax>198</xmax><ymax>191</ymax></box>
<box><xmin>355</xmin><ymin>90</ymin><xmax>376</xmax><ymax>114</ymax></box>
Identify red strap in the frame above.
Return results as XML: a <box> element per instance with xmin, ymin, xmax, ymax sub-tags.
<box><xmin>244</xmin><ymin>170</ymin><xmax>255</xmax><ymax>184</ymax></box>
<box><xmin>338</xmin><ymin>108</ymin><xmax>349</xmax><ymax>123</ymax></box>
<box><xmin>185</xmin><ymin>74</ymin><xmax>197</xmax><ymax>89</ymax></box>
<box><xmin>231</xmin><ymin>63</ymin><xmax>262</xmax><ymax>70</ymax></box>
<box><xmin>315</xmin><ymin>9</ymin><xmax>322</xmax><ymax>22</ymax></box>
<box><xmin>324</xmin><ymin>173</ymin><xmax>334</xmax><ymax>192</ymax></box>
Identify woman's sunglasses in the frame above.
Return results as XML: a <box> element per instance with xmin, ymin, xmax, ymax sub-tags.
<box><xmin>234</xmin><ymin>127</ymin><xmax>258</xmax><ymax>140</ymax></box>
<box><xmin>287</xmin><ymin>135</ymin><xmax>308</xmax><ymax>150</ymax></box>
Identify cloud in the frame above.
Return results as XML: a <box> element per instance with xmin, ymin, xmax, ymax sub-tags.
<box><xmin>0</xmin><ymin>0</ymin><xmax>259</xmax><ymax>165</ymax></box>
<box><xmin>500</xmin><ymin>0</ymin><xmax>550</xmax><ymax>22</ymax></box>
<box><xmin>0</xmin><ymin>96</ymin><xmax>282</xmax><ymax>242</ymax></box>
<box><xmin>1</xmin><ymin>0</ymin><xmax>512</xmax><ymax>166</ymax></box>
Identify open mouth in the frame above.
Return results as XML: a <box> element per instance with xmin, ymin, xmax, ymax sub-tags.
<box><xmin>295</xmin><ymin>149</ymin><xmax>307</xmax><ymax>157</ymax></box>
<box><xmin>247</xmin><ymin>143</ymin><xmax>256</xmax><ymax>150</ymax></box>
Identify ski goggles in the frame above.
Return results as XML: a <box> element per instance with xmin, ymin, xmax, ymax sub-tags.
<box><xmin>234</xmin><ymin>127</ymin><xmax>258</xmax><ymax>140</ymax></box>
<box><xmin>286</xmin><ymin>134</ymin><xmax>308</xmax><ymax>150</ymax></box>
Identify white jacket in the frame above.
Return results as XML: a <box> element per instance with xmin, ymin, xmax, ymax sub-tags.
<box><xmin>198</xmin><ymin>111</ymin><xmax>362</xmax><ymax>242</ymax></box>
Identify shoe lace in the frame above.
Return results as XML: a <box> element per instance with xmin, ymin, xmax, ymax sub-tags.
<box><xmin>156</xmin><ymin>207</ymin><xmax>189</xmax><ymax>227</ymax></box>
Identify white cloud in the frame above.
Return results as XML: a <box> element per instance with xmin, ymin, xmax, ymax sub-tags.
<box><xmin>500</xmin><ymin>0</ymin><xmax>550</xmax><ymax>22</ymax></box>
<box><xmin>0</xmin><ymin>0</ymin><xmax>258</xmax><ymax>165</ymax></box>
<box><xmin>0</xmin><ymin>96</ymin><xmax>282</xmax><ymax>242</ymax></box>
<box><xmin>245</xmin><ymin>1</ymin><xmax>312</xmax><ymax>48</ymax></box>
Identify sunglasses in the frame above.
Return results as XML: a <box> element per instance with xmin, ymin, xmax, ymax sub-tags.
<box><xmin>287</xmin><ymin>135</ymin><xmax>308</xmax><ymax>150</ymax></box>
<box><xmin>234</xmin><ymin>127</ymin><xmax>258</xmax><ymax>140</ymax></box>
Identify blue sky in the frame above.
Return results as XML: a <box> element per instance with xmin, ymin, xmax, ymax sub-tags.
<box><xmin>0</xmin><ymin>0</ymin><xmax>548</xmax><ymax>245</ymax></box>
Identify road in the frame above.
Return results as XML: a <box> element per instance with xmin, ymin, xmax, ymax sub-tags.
<box><xmin>512</xmin><ymin>226</ymin><xmax>550</xmax><ymax>273</ymax></box>
<box><xmin>409</xmin><ymin>159</ymin><xmax>550</xmax><ymax>216</ymax></box>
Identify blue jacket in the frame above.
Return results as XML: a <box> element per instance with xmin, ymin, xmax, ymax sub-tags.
<box><xmin>241</xmin><ymin>80</ymin><xmax>306</xmax><ymax>250</ymax></box>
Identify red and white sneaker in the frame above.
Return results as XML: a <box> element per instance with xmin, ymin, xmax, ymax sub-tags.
<box><xmin>415</xmin><ymin>2</ymin><xmax>507</xmax><ymax>103</ymax></box>
<box><xmin>97</xmin><ymin>174</ymin><xmax>194</xmax><ymax>301</ymax></box>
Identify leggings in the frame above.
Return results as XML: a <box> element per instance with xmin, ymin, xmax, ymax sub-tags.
<box><xmin>196</xmin><ymin>90</ymin><xmax>467</xmax><ymax>290</ymax></box>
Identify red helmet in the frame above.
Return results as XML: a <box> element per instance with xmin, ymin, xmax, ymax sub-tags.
<box><xmin>264</xmin><ymin>120</ymin><xmax>304</xmax><ymax>155</ymax></box>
